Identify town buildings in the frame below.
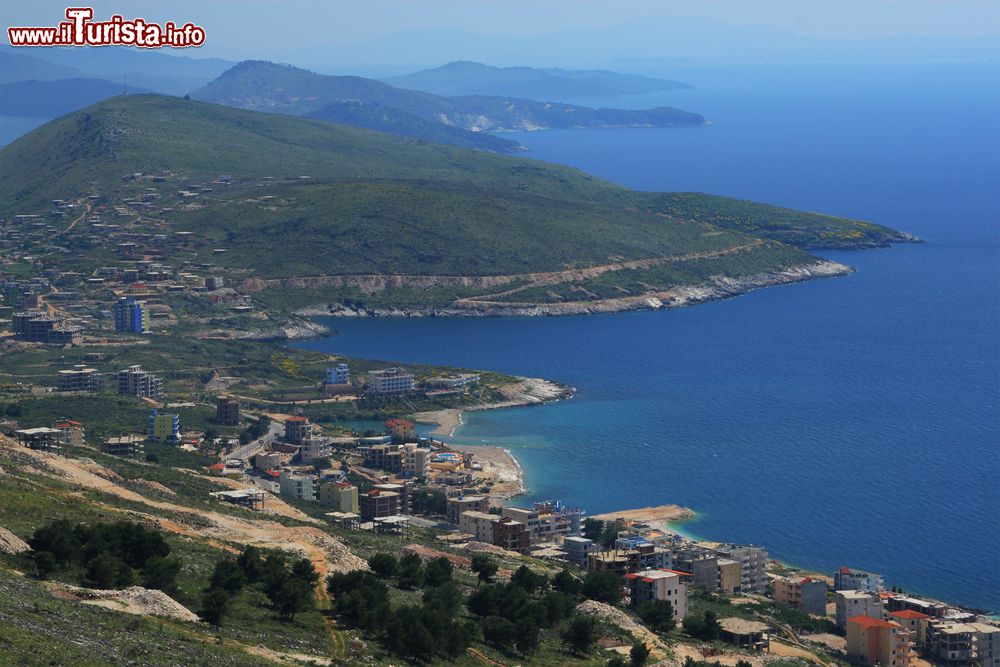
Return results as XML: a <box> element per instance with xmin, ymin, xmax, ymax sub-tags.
<box><xmin>446</xmin><ymin>494</ymin><xmax>489</xmax><ymax>523</ymax></box>
<box><xmin>112</xmin><ymin>296</ymin><xmax>147</xmax><ymax>333</ymax></box>
<box><xmin>458</xmin><ymin>511</ymin><xmax>530</xmax><ymax>553</ymax></box>
<box><xmin>836</xmin><ymin>567</ymin><xmax>885</xmax><ymax>593</ymax></box>
<box><xmin>101</xmin><ymin>435</ymin><xmax>144</xmax><ymax>458</ymax></box>
<box><xmin>772</xmin><ymin>575</ymin><xmax>828</xmax><ymax>616</ymax></box>
<box><xmin>117</xmin><ymin>365</ymin><xmax>163</xmax><ymax>398</ymax></box>
<box><xmin>926</xmin><ymin>622</ymin><xmax>977</xmax><ymax>666</ymax></box>
<box><xmin>12</xmin><ymin>309</ymin><xmax>82</xmax><ymax>344</ymax></box>
<box><xmin>53</xmin><ymin>420</ymin><xmax>85</xmax><ymax>447</ymax></box>
<box><xmin>360</xmin><ymin>488</ymin><xmax>402</xmax><ymax>521</ymax></box>
<box><xmin>714</xmin><ymin>544</ymin><xmax>768</xmax><ymax>593</ymax></box>
<box><xmin>846</xmin><ymin>616</ymin><xmax>911</xmax><ymax>667</ymax></box>
<box><xmin>283</xmin><ymin>416</ymin><xmax>311</xmax><ymax>444</ymax></box>
<box><xmin>299</xmin><ymin>437</ymin><xmax>331</xmax><ymax>464</ymax></box>
<box><xmin>367</xmin><ymin>367</ymin><xmax>414</xmax><ymax>394</ymax></box>
<box><xmin>626</xmin><ymin>569</ymin><xmax>689</xmax><ymax>621</ymax></box>
<box><xmin>326</xmin><ymin>363</ymin><xmax>350</xmax><ymax>385</ymax></box>
<box><xmin>500</xmin><ymin>500</ymin><xmax>584</xmax><ymax>546</ymax></box>
<box><xmin>319</xmin><ymin>482</ymin><xmax>359</xmax><ymax>513</ymax></box>
<box><xmin>563</xmin><ymin>536</ymin><xmax>598</xmax><ymax>566</ymax></box>
<box><xmin>279</xmin><ymin>469</ymin><xmax>316</xmax><ymax>501</ymax></box>
<box><xmin>148</xmin><ymin>410</ymin><xmax>180</xmax><ymax>442</ymax></box>
<box><xmin>56</xmin><ymin>365</ymin><xmax>103</xmax><ymax>392</ymax></box>
<box><xmin>215</xmin><ymin>397</ymin><xmax>240</xmax><ymax>426</ymax></box>
<box><xmin>970</xmin><ymin>623</ymin><xmax>1000</xmax><ymax>667</ymax></box>
<box><xmin>837</xmin><ymin>590</ymin><xmax>886</xmax><ymax>630</ymax></box>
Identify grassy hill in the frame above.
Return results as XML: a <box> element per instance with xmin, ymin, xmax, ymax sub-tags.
<box><xmin>383</xmin><ymin>60</ymin><xmax>692</xmax><ymax>99</ymax></box>
<box><xmin>304</xmin><ymin>99</ymin><xmax>520</xmax><ymax>153</ymax></box>
<box><xmin>0</xmin><ymin>94</ymin><xmax>913</xmax><ymax>312</ymax></box>
<box><xmin>190</xmin><ymin>60</ymin><xmax>705</xmax><ymax>141</ymax></box>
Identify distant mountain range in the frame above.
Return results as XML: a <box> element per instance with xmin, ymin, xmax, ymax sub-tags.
<box><xmin>0</xmin><ymin>47</ymin><xmax>232</xmax><ymax>95</ymax></box>
<box><xmin>190</xmin><ymin>61</ymin><xmax>705</xmax><ymax>152</ymax></box>
<box><xmin>381</xmin><ymin>60</ymin><xmax>691</xmax><ymax>99</ymax></box>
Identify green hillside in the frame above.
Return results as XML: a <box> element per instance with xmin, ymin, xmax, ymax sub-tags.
<box><xmin>0</xmin><ymin>94</ymin><xmax>913</xmax><ymax>311</ymax></box>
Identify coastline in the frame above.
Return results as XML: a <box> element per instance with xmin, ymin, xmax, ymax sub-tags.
<box><xmin>413</xmin><ymin>376</ymin><xmax>573</xmax><ymax>498</ymax></box>
<box><xmin>286</xmin><ymin>259</ymin><xmax>853</xmax><ymax>322</ymax></box>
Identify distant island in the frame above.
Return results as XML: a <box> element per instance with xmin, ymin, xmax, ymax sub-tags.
<box><xmin>190</xmin><ymin>61</ymin><xmax>706</xmax><ymax>152</ymax></box>
<box><xmin>0</xmin><ymin>95</ymin><xmax>917</xmax><ymax>321</ymax></box>
<box><xmin>382</xmin><ymin>60</ymin><xmax>693</xmax><ymax>99</ymax></box>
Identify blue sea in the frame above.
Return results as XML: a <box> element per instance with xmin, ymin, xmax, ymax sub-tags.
<box><xmin>295</xmin><ymin>62</ymin><xmax>1000</xmax><ymax>611</ymax></box>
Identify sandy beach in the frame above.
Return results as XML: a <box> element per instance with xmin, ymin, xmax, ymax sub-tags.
<box><xmin>412</xmin><ymin>408</ymin><xmax>463</xmax><ymax>437</ymax></box>
<box><xmin>590</xmin><ymin>504</ymin><xmax>697</xmax><ymax>534</ymax></box>
<box><xmin>448</xmin><ymin>443</ymin><xmax>524</xmax><ymax>499</ymax></box>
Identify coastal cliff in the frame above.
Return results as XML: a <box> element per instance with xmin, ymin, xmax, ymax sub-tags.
<box><xmin>296</xmin><ymin>259</ymin><xmax>852</xmax><ymax>319</ymax></box>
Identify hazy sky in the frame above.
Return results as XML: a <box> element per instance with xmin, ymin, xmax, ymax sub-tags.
<box><xmin>4</xmin><ymin>0</ymin><xmax>998</xmax><ymax>65</ymax></box>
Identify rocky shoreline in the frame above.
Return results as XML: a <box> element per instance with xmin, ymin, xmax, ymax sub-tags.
<box><xmin>293</xmin><ymin>259</ymin><xmax>852</xmax><ymax>320</ymax></box>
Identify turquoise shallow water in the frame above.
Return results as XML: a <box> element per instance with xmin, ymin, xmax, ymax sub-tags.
<box><xmin>296</xmin><ymin>62</ymin><xmax>1000</xmax><ymax>611</ymax></box>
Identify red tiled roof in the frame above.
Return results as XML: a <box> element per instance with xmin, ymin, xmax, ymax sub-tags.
<box><xmin>658</xmin><ymin>568</ymin><xmax>693</xmax><ymax>577</ymax></box>
<box><xmin>848</xmin><ymin>616</ymin><xmax>898</xmax><ymax>630</ymax></box>
<box><xmin>208</xmin><ymin>463</ymin><xmax>225</xmax><ymax>470</ymax></box>
<box><xmin>890</xmin><ymin>610</ymin><xmax>930</xmax><ymax>620</ymax></box>
<box><xmin>839</xmin><ymin>566</ymin><xmax>852</xmax><ymax>574</ymax></box>
<box><xmin>285</xmin><ymin>416</ymin><xmax>308</xmax><ymax>422</ymax></box>
<box><xmin>641</xmin><ymin>577</ymin><xmax>656</xmax><ymax>583</ymax></box>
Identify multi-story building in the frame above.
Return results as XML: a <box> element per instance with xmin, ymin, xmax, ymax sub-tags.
<box><xmin>385</xmin><ymin>418</ymin><xmax>416</xmax><ymax>443</ymax></box>
<box><xmin>360</xmin><ymin>488</ymin><xmax>401</xmax><ymax>521</ymax></box>
<box><xmin>53</xmin><ymin>420</ymin><xmax>85</xmax><ymax>447</ymax></box>
<box><xmin>926</xmin><ymin>622</ymin><xmax>977</xmax><ymax>666</ymax></box>
<box><xmin>215</xmin><ymin>397</ymin><xmax>240</xmax><ymax>426</ymax></box>
<box><xmin>279</xmin><ymin>469</ymin><xmax>317</xmax><ymax>502</ymax></box>
<box><xmin>117</xmin><ymin>365</ymin><xmax>163</xmax><ymax>398</ymax></box>
<box><xmin>501</xmin><ymin>500</ymin><xmax>584</xmax><ymax>546</ymax></box>
<box><xmin>446</xmin><ymin>494</ymin><xmax>489</xmax><ymax>524</ymax></box>
<box><xmin>971</xmin><ymin>623</ymin><xmax>1000</xmax><ymax>667</ymax></box>
<box><xmin>846</xmin><ymin>616</ymin><xmax>911</xmax><ymax>667</ymax></box>
<box><xmin>283</xmin><ymin>416</ymin><xmax>311</xmax><ymax>444</ymax></box>
<box><xmin>838</xmin><ymin>590</ymin><xmax>885</xmax><ymax>630</ymax></box>
<box><xmin>626</xmin><ymin>569</ymin><xmax>688</xmax><ymax>622</ymax></box>
<box><xmin>101</xmin><ymin>436</ymin><xmax>144</xmax><ymax>458</ymax></box>
<box><xmin>367</xmin><ymin>367</ymin><xmax>414</xmax><ymax>394</ymax></box>
<box><xmin>563</xmin><ymin>536</ymin><xmax>598</xmax><ymax>566</ymax></box>
<box><xmin>326</xmin><ymin>363</ymin><xmax>350</xmax><ymax>385</ymax></box>
<box><xmin>458</xmin><ymin>511</ymin><xmax>530</xmax><ymax>553</ymax></box>
<box><xmin>889</xmin><ymin>610</ymin><xmax>929</xmax><ymax>647</ymax></box>
<box><xmin>319</xmin><ymin>482</ymin><xmax>359</xmax><ymax>513</ymax></box>
<box><xmin>401</xmin><ymin>443</ymin><xmax>430</xmax><ymax>479</ymax></box>
<box><xmin>148</xmin><ymin>410</ymin><xmax>180</xmax><ymax>442</ymax></box>
<box><xmin>299</xmin><ymin>437</ymin><xmax>331</xmax><ymax>464</ymax></box>
<box><xmin>12</xmin><ymin>310</ymin><xmax>82</xmax><ymax>344</ymax></box>
<box><xmin>885</xmin><ymin>595</ymin><xmax>947</xmax><ymax>618</ymax></box>
<box><xmin>364</xmin><ymin>443</ymin><xmax>403</xmax><ymax>474</ymax></box>
<box><xmin>57</xmin><ymin>365</ymin><xmax>103</xmax><ymax>392</ymax></box>
<box><xmin>373</xmin><ymin>483</ymin><xmax>410</xmax><ymax>513</ymax></box>
<box><xmin>835</xmin><ymin>567</ymin><xmax>885</xmax><ymax>593</ymax></box>
<box><xmin>112</xmin><ymin>296</ymin><xmax>147</xmax><ymax>333</ymax></box>
<box><xmin>714</xmin><ymin>544</ymin><xmax>768</xmax><ymax>593</ymax></box>
<box><xmin>587</xmin><ymin>546</ymin><xmax>670</xmax><ymax>577</ymax></box>
<box><xmin>718</xmin><ymin>559</ymin><xmax>742</xmax><ymax>594</ymax></box>
<box><xmin>773</xmin><ymin>575</ymin><xmax>828</xmax><ymax>616</ymax></box>
<box><xmin>673</xmin><ymin>549</ymin><xmax>721</xmax><ymax>590</ymax></box>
